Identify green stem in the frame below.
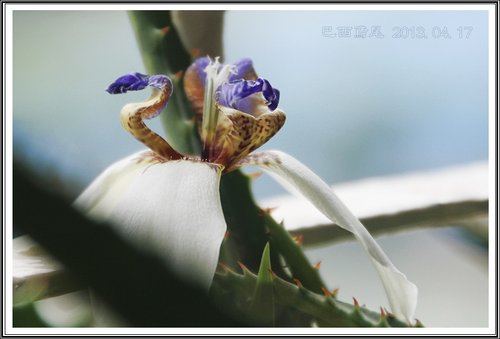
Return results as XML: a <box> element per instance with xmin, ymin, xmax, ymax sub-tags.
<box><xmin>128</xmin><ymin>11</ymin><xmax>199</xmax><ymax>155</ymax></box>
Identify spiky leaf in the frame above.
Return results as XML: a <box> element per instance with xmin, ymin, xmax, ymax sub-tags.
<box><xmin>248</xmin><ymin>243</ymin><xmax>274</xmax><ymax>326</ymax></box>
<box><xmin>213</xmin><ymin>266</ymin><xmax>412</xmax><ymax>327</ymax></box>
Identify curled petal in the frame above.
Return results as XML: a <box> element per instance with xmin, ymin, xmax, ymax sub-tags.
<box><xmin>239</xmin><ymin>150</ymin><xmax>418</xmax><ymax>321</ymax></box>
<box><xmin>228</xmin><ymin>58</ymin><xmax>258</xmax><ymax>82</ymax></box>
<box><xmin>217</xmin><ymin>78</ymin><xmax>280</xmax><ymax>113</ymax></box>
<box><xmin>106</xmin><ymin>73</ymin><xmax>150</xmax><ymax>94</ymax></box>
<box><xmin>147</xmin><ymin>74</ymin><xmax>173</xmax><ymax>90</ymax></box>
<box><xmin>261</xmin><ymin>79</ymin><xmax>280</xmax><ymax>111</ymax></box>
<box><xmin>106</xmin><ymin>73</ymin><xmax>172</xmax><ymax>94</ymax></box>
<box><xmin>74</xmin><ymin>151</ymin><xmax>226</xmax><ymax>289</ymax></box>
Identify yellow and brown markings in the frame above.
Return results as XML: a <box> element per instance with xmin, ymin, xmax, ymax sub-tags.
<box><xmin>183</xmin><ymin>63</ymin><xmax>207</xmax><ymax>119</ymax></box>
<box><xmin>120</xmin><ymin>87</ymin><xmax>182</xmax><ymax>160</ymax></box>
<box><xmin>210</xmin><ymin>106</ymin><xmax>286</xmax><ymax>171</ymax></box>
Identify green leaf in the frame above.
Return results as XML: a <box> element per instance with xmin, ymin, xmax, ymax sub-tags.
<box><xmin>213</xmin><ymin>266</ymin><xmax>412</xmax><ymax>327</ymax></box>
<box><xmin>13</xmin><ymin>302</ymin><xmax>49</xmax><ymax>327</ymax></box>
<box><xmin>249</xmin><ymin>243</ymin><xmax>274</xmax><ymax>326</ymax></box>
<box><xmin>264</xmin><ymin>214</ymin><xmax>325</xmax><ymax>294</ymax></box>
<box><xmin>219</xmin><ymin>171</ymin><xmax>283</xmax><ymax>273</ymax></box>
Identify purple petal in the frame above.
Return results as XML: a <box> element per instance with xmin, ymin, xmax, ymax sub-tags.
<box><xmin>228</xmin><ymin>58</ymin><xmax>256</xmax><ymax>82</ymax></box>
<box><xmin>217</xmin><ymin>78</ymin><xmax>262</xmax><ymax>107</ymax></box>
<box><xmin>217</xmin><ymin>77</ymin><xmax>280</xmax><ymax>112</ymax></box>
<box><xmin>187</xmin><ymin>57</ymin><xmax>254</xmax><ymax>88</ymax></box>
<box><xmin>262</xmin><ymin>79</ymin><xmax>280</xmax><ymax>111</ymax></box>
<box><xmin>148</xmin><ymin>75</ymin><xmax>173</xmax><ymax>91</ymax></box>
<box><xmin>193</xmin><ymin>56</ymin><xmax>212</xmax><ymax>86</ymax></box>
<box><xmin>106</xmin><ymin>73</ymin><xmax>172</xmax><ymax>94</ymax></box>
<box><xmin>106</xmin><ymin>73</ymin><xmax>149</xmax><ymax>94</ymax></box>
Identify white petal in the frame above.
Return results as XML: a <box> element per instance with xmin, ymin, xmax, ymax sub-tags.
<box><xmin>242</xmin><ymin>150</ymin><xmax>418</xmax><ymax>321</ymax></box>
<box><xmin>74</xmin><ymin>150</ymin><xmax>226</xmax><ymax>290</ymax></box>
<box><xmin>74</xmin><ymin>151</ymin><xmax>150</xmax><ymax>220</ymax></box>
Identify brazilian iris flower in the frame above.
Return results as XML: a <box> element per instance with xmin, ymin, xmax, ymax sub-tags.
<box><xmin>74</xmin><ymin>57</ymin><xmax>418</xmax><ymax>321</ymax></box>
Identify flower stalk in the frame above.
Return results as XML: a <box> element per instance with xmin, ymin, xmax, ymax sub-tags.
<box><xmin>201</xmin><ymin>61</ymin><xmax>217</xmax><ymax>161</ymax></box>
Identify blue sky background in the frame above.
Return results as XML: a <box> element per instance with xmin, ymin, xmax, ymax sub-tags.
<box><xmin>224</xmin><ymin>10</ymin><xmax>488</xmax><ymax>198</ymax></box>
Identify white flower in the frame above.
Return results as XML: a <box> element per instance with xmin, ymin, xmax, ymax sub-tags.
<box><xmin>74</xmin><ymin>57</ymin><xmax>418</xmax><ymax>321</ymax></box>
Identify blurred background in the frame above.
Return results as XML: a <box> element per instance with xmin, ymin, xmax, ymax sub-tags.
<box><xmin>13</xmin><ymin>10</ymin><xmax>489</xmax><ymax>327</ymax></box>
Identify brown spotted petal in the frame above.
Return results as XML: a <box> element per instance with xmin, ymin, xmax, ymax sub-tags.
<box><xmin>210</xmin><ymin>105</ymin><xmax>286</xmax><ymax>170</ymax></box>
<box><xmin>183</xmin><ymin>61</ymin><xmax>206</xmax><ymax>117</ymax></box>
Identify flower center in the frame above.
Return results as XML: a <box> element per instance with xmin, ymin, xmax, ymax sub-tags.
<box><xmin>108</xmin><ymin>57</ymin><xmax>284</xmax><ymax>168</ymax></box>
<box><xmin>201</xmin><ymin>57</ymin><xmax>235</xmax><ymax>161</ymax></box>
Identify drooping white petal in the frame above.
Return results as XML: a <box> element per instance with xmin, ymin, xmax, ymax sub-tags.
<box><xmin>241</xmin><ymin>150</ymin><xmax>418</xmax><ymax>321</ymax></box>
<box><xmin>74</xmin><ymin>150</ymin><xmax>226</xmax><ymax>290</ymax></box>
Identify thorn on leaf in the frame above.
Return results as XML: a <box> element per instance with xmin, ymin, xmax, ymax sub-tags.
<box><xmin>218</xmin><ymin>261</ymin><xmax>230</xmax><ymax>271</ymax></box>
<box><xmin>293</xmin><ymin>235</ymin><xmax>304</xmax><ymax>246</ymax></box>
<box><xmin>383</xmin><ymin>307</ymin><xmax>395</xmax><ymax>318</ymax></box>
<box><xmin>237</xmin><ymin>261</ymin><xmax>249</xmax><ymax>272</ymax></box>
<box><xmin>159</xmin><ymin>26</ymin><xmax>170</xmax><ymax>36</ymax></box>
<box><xmin>266</xmin><ymin>268</ymin><xmax>277</xmax><ymax>279</ymax></box>
<box><xmin>293</xmin><ymin>278</ymin><xmax>303</xmax><ymax>288</ymax></box>
<box><xmin>378</xmin><ymin>307</ymin><xmax>390</xmax><ymax>327</ymax></box>
<box><xmin>261</xmin><ymin>206</ymin><xmax>278</xmax><ymax>215</ymax></box>
<box><xmin>352</xmin><ymin>297</ymin><xmax>360</xmax><ymax>308</ymax></box>
<box><xmin>313</xmin><ymin>261</ymin><xmax>321</xmax><ymax>270</ymax></box>
<box><xmin>321</xmin><ymin>287</ymin><xmax>331</xmax><ymax>297</ymax></box>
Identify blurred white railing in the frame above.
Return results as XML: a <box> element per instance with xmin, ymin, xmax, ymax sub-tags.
<box><xmin>260</xmin><ymin>161</ymin><xmax>488</xmax><ymax>245</ymax></box>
